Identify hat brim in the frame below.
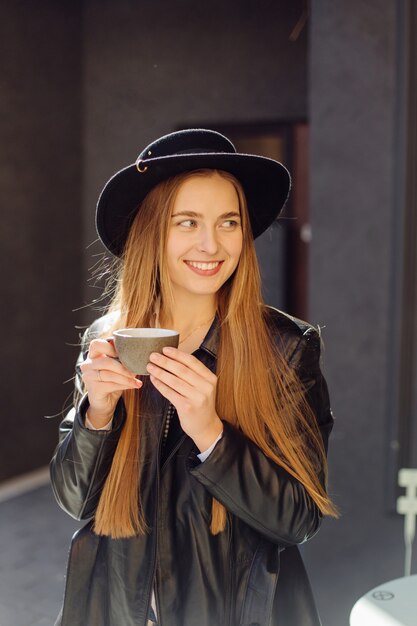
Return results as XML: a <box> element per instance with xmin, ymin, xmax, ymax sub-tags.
<box><xmin>96</xmin><ymin>152</ymin><xmax>291</xmax><ymax>257</ymax></box>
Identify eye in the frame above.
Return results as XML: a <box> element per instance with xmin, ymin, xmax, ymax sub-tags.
<box><xmin>221</xmin><ymin>220</ymin><xmax>239</xmax><ymax>229</ymax></box>
<box><xmin>178</xmin><ymin>219</ymin><xmax>197</xmax><ymax>228</ymax></box>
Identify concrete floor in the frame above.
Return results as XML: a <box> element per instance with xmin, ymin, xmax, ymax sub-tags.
<box><xmin>0</xmin><ymin>483</ymin><xmax>81</xmax><ymax>626</ymax></box>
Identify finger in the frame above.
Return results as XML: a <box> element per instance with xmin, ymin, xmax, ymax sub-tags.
<box><xmin>149</xmin><ymin>374</ymin><xmax>183</xmax><ymax>405</ymax></box>
<box><xmin>82</xmin><ymin>366</ymin><xmax>141</xmax><ymax>389</ymax></box>
<box><xmin>81</xmin><ymin>354</ymin><xmax>135</xmax><ymax>379</ymax></box>
<box><xmin>160</xmin><ymin>347</ymin><xmax>216</xmax><ymax>382</ymax></box>
<box><xmin>91</xmin><ymin>380</ymin><xmax>142</xmax><ymax>394</ymax></box>
<box><xmin>87</xmin><ymin>338</ymin><xmax>118</xmax><ymax>359</ymax></box>
<box><xmin>149</xmin><ymin>350</ymin><xmax>216</xmax><ymax>388</ymax></box>
<box><xmin>147</xmin><ymin>352</ymin><xmax>202</xmax><ymax>387</ymax></box>
<box><xmin>146</xmin><ymin>362</ymin><xmax>194</xmax><ymax>397</ymax></box>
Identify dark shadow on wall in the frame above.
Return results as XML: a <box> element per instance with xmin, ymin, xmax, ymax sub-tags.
<box><xmin>0</xmin><ymin>1</ymin><xmax>84</xmax><ymax>481</ymax></box>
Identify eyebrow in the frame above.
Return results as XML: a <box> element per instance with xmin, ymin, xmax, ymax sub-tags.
<box><xmin>171</xmin><ymin>211</ymin><xmax>241</xmax><ymax>219</ymax></box>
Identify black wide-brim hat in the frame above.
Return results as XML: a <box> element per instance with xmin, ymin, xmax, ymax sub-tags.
<box><xmin>96</xmin><ymin>128</ymin><xmax>291</xmax><ymax>257</ymax></box>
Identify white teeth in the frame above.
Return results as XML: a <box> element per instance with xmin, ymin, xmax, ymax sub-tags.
<box><xmin>187</xmin><ymin>261</ymin><xmax>220</xmax><ymax>270</ymax></box>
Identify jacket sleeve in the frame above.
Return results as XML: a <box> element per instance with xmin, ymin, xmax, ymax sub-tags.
<box><xmin>189</xmin><ymin>326</ymin><xmax>333</xmax><ymax>547</ymax></box>
<box><xmin>49</xmin><ymin>324</ymin><xmax>126</xmax><ymax>521</ymax></box>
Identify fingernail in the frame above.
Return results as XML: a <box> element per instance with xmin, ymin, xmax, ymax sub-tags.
<box><xmin>162</xmin><ymin>346</ymin><xmax>175</xmax><ymax>354</ymax></box>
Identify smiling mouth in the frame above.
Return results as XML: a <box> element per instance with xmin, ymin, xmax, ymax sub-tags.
<box><xmin>185</xmin><ymin>261</ymin><xmax>222</xmax><ymax>270</ymax></box>
<box><xmin>184</xmin><ymin>260</ymin><xmax>224</xmax><ymax>275</ymax></box>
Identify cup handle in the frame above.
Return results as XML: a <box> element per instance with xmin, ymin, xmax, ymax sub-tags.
<box><xmin>105</xmin><ymin>337</ymin><xmax>121</xmax><ymax>362</ymax></box>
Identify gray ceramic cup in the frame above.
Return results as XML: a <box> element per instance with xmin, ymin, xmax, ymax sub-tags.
<box><xmin>112</xmin><ymin>328</ymin><xmax>180</xmax><ymax>376</ymax></box>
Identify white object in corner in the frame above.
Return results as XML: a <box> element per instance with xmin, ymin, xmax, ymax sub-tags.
<box><xmin>397</xmin><ymin>468</ymin><xmax>417</xmax><ymax>577</ymax></box>
<box><xmin>350</xmin><ymin>575</ymin><xmax>417</xmax><ymax>626</ymax></box>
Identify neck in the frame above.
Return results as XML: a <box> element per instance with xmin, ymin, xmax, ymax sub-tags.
<box><xmin>160</xmin><ymin>293</ymin><xmax>217</xmax><ymax>333</ymax></box>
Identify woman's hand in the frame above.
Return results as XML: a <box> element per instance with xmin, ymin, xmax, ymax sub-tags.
<box><xmin>80</xmin><ymin>338</ymin><xmax>142</xmax><ymax>427</ymax></box>
<box><xmin>147</xmin><ymin>347</ymin><xmax>223</xmax><ymax>452</ymax></box>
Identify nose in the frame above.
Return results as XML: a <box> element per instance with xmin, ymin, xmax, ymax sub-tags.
<box><xmin>196</xmin><ymin>225</ymin><xmax>219</xmax><ymax>255</ymax></box>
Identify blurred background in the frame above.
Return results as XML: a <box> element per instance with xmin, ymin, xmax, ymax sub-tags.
<box><xmin>0</xmin><ymin>0</ymin><xmax>416</xmax><ymax>624</ymax></box>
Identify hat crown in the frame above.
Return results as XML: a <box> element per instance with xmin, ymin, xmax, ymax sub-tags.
<box><xmin>139</xmin><ymin>128</ymin><xmax>236</xmax><ymax>160</ymax></box>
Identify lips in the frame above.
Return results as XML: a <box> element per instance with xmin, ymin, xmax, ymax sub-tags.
<box><xmin>186</xmin><ymin>261</ymin><xmax>221</xmax><ymax>270</ymax></box>
<box><xmin>184</xmin><ymin>260</ymin><xmax>224</xmax><ymax>276</ymax></box>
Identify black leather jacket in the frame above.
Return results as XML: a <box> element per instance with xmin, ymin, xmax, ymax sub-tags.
<box><xmin>50</xmin><ymin>307</ymin><xmax>333</xmax><ymax>626</ymax></box>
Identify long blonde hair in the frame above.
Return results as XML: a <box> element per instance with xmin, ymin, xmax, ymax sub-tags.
<box><xmin>93</xmin><ymin>169</ymin><xmax>337</xmax><ymax>538</ymax></box>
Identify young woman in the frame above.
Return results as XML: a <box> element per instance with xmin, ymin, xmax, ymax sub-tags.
<box><xmin>50</xmin><ymin>128</ymin><xmax>337</xmax><ymax>626</ymax></box>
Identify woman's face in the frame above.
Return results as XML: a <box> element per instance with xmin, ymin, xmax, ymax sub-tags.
<box><xmin>166</xmin><ymin>173</ymin><xmax>243</xmax><ymax>300</ymax></box>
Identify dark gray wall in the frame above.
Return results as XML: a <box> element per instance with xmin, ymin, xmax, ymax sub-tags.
<box><xmin>80</xmin><ymin>0</ymin><xmax>308</xmax><ymax>315</ymax></box>
<box><xmin>0</xmin><ymin>2</ymin><xmax>83</xmax><ymax>480</ymax></box>
<box><xmin>302</xmin><ymin>2</ymin><xmax>415</xmax><ymax>624</ymax></box>
<box><xmin>0</xmin><ymin>0</ymin><xmax>308</xmax><ymax>474</ymax></box>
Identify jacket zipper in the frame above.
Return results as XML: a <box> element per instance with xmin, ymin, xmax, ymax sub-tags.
<box><xmin>160</xmin><ymin>433</ymin><xmax>187</xmax><ymax>473</ymax></box>
<box><xmin>224</xmin><ymin>513</ymin><xmax>233</xmax><ymax>626</ymax></box>
<box><xmin>143</xmin><ymin>400</ymin><xmax>169</xmax><ymax>626</ymax></box>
